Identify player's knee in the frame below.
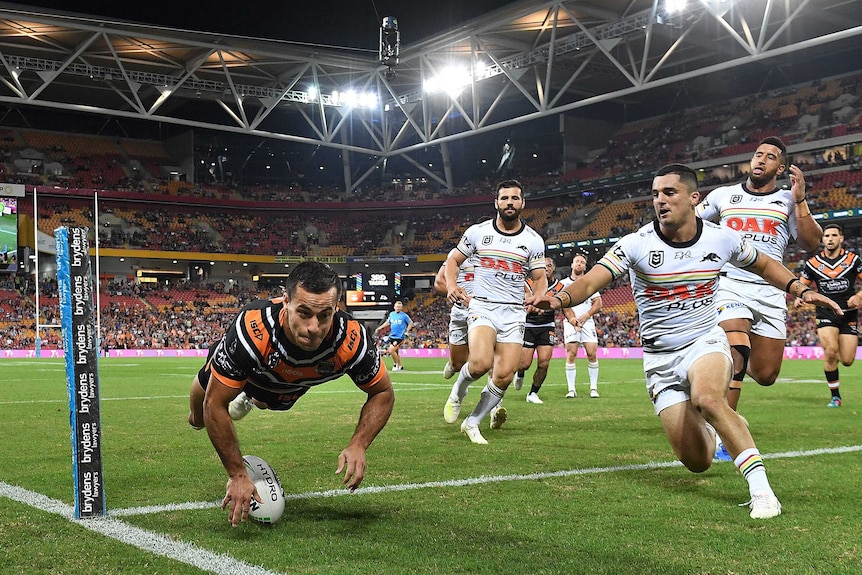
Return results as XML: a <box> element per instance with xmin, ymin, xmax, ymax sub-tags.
<box><xmin>188</xmin><ymin>412</ymin><xmax>204</xmax><ymax>430</ymax></box>
<box><xmin>753</xmin><ymin>369</ymin><xmax>779</xmax><ymax>386</ymax></box>
<box><xmin>683</xmin><ymin>458</ymin><xmax>712</xmax><ymax>474</ymax></box>
<box><xmin>468</xmin><ymin>358</ymin><xmax>493</xmax><ymax>376</ymax></box>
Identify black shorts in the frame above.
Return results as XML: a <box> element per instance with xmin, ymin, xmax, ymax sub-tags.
<box><xmin>816</xmin><ymin>308</ymin><xmax>859</xmax><ymax>336</ymax></box>
<box><xmin>523</xmin><ymin>326</ymin><xmax>556</xmax><ymax>349</ymax></box>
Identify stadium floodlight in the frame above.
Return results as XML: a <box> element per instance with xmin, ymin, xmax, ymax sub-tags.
<box><xmin>424</xmin><ymin>65</ymin><xmax>472</xmax><ymax>99</ymax></box>
<box><xmin>664</xmin><ymin>0</ymin><xmax>687</xmax><ymax>14</ymax></box>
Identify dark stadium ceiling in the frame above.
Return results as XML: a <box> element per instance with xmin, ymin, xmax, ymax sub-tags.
<box><xmin>0</xmin><ymin>0</ymin><xmax>861</xmax><ymax>191</ymax></box>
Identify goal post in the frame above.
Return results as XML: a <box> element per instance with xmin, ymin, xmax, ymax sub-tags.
<box><xmin>55</xmin><ymin>226</ymin><xmax>106</xmax><ymax>518</ymax></box>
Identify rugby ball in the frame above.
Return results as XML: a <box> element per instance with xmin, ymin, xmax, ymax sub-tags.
<box><xmin>242</xmin><ymin>455</ymin><xmax>285</xmax><ymax>525</ymax></box>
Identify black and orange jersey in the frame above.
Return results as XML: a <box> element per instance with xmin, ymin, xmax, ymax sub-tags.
<box><xmin>525</xmin><ymin>277</ymin><xmax>567</xmax><ymax>327</ymax></box>
<box><xmin>201</xmin><ymin>297</ymin><xmax>386</xmax><ymax>410</ymax></box>
<box><xmin>800</xmin><ymin>249</ymin><xmax>862</xmax><ymax>310</ymax></box>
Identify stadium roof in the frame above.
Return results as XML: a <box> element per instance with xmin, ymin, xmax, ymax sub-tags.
<box><xmin>0</xmin><ymin>0</ymin><xmax>861</xmax><ymax>190</ymax></box>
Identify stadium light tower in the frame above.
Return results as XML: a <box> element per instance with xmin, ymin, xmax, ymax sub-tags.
<box><xmin>379</xmin><ymin>16</ymin><xmax>400</xmax><ymax>80</ymax></box>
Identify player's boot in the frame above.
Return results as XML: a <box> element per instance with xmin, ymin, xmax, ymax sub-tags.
<box><xmin>744</xmin><ymin>491</ymin><xmax>782</xmax><ymax>519</ymax></box>
<box><xmin>444</xmin><ymin>396</ymin><xmax>462</xmax><ymax>424</ymax></box>
<box><xmin>489</xmin><ymin>405</ymin><xmax>508</xmax><ymax>430</ymax></box>
<box><xmin>461</xmin><ymin>420</ymin><xmax>488</xmax><ymax>444</ymax></box>
<box><xmin>228</xmin><ymin>392</ymin><xmax>254</xmax><ymax>421</ymax></box>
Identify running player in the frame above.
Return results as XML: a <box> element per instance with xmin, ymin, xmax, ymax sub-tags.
<box><xmin>514</xmin><ymin>257</ymin><xmax>567</xmax><ymax>404</ymax></box>
<box><xmin>443</xmin><ymin>179</ymin><xmax>547</xmax><ymax>444</ymax></box>
<box><xmin>696</xmin><ymin>136</ymin><xmax>823</xmax><ymax>411</ymax></box>
<box><xmin>795</xmin><ymin>223</ymin><xmax>862</xmax><ymax>407</ymax></box>
<box><xmin>374</xmin><ymin>300</ymin><xmax>414</xmax><ymax>371</ymax></box>
<box><xmin>435</xmin><ymin>248</ymin><xmax>475</xmax><ymax>380</ymax></box>
<box><xmin>530</xmin><ymin>164</ymin><xmax>841</xmax><ymax>518</ymax></box>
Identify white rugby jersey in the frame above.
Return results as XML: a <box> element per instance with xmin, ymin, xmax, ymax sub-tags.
<box><xmin>452</xmin><ymin>255</ymin><xmax>476</xmax><ymax>312</ymax></box>
<box><xmin>457</xmin><ymin>255</ymin><xmax>476</xmax><ymax>294</ymax></box>
<box><xmin>560</xmin><ymin>275</ymin><xmax>600</xmax><ymax>325</ymax></box>
<box><xmin>599</xmin><ymin>219</ymin><xmax>758</xmax><ymax>352</ymax></box>
<box><xmin>455</xmin><ymin>218</ymin><xmax>545</xmax><ymax>305</ymax></box>
<box><xmin>696</xmin><ymin>182</ymin><xmax>797</xmax><ymax>285</ymax></box>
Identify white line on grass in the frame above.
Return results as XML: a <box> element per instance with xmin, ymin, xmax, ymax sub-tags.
<box><xmin>112</xmin><ymin>444</ymin><xmax>862</xmax><ymax>517</ymax></box>
<box><xmin>0</xmin><ymin>482</ymin><xmax>283</xmax><ymax>575</ymax></box>
<box><xmin>3</xmin><ymin>444</ymin><xmax>859</xmax><ymax>574</ymax></box>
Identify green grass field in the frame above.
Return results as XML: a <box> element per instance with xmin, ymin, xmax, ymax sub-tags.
<box><xmin>1</xmin><ymin>357</ymin><xmax>859</xmax><ymax>575</ymax></box>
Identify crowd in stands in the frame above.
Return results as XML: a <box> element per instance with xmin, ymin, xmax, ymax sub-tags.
<box><xmin>0</xmin><ymin>275</ymin><xmax>821</xmax><ymax>352</ymax></box>
<box><xmin>2</xmin><ymin>69</ymin><xmax>861</xmax><ymax>353</ymax></box>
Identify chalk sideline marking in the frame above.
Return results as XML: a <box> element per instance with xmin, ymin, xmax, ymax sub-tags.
<box><xmin>0</xmin><ymin>483</ymin><xmax>281</xmax><ymax>575</ymax></box>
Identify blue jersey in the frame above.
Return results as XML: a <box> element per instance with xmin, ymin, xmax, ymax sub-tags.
<box><xmin>387</xmin><ymin>311</ymin><xmax>412</xmax><ymax>339</ymax></box>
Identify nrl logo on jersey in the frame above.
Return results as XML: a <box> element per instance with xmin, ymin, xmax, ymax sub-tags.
<box><xmin>730</xmin><ymin>194</ymin><xmax>743</xmax><ymax>203</ymax></box>
<box><xmin>649</xmin><ymin>250</ymin><xmax>664</xmax><ymax>268</ymax></box>
<box><xmin>482</xmin><ymin>235</ymin><xmax>493</xmax><ymax>245</ymax></box>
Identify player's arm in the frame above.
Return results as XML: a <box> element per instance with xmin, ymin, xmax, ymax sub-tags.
<box><xmin>336</xmin><ymin>371</ymin><xmax>395</xmax><ymax>492</ymax></box>
<box><xmin>444</xmin><ymin>250</ymin><xmax>468</xmax><ymax>303</ymax></box>
<box><xmin>434</xmin><ymin>263</ymin><xmax>448</xmax><ymax>295</ymax></box>
<box><xmin>529</xmin><ymin>268</ymin><xmax>547</xmax><ymax>301</ymax></box>
<box><xmin>578</xmin><ymin>294</ymin><xmax>603</xmax><ymax>325</ymax></box>
<box><xmin>435</xmin><ymin>248</ymin><xmax>461</xmax><ymax>295</ymax></box>
<box><xmin>203</xmin><ymin>375</ymin><xmax>258</xmax><ymax>527</ymax></box>
<box><xmin>748</xmin><ymin>251</ymin><xmax>842</xmax><ymax>313</ymax></box>
<box><xmin>531</xmin><ymin>266</ymin><xmax>613</xmax><ymax>310</ymax></box>
<box><xmin>373</xmin><ymin>318</ymin><xmax>390</xmax><ymax>335</ymax></box>
<box><xmin>789</xmin><ymin>164</ymin><xmax>823</xmax><ymax>251</ymax></box>
<box><xmin>848</xmin><ymin>271</ymin><xmax>862</xmax><ymax>309</ymax></box>
<box><xmin>792</xmin><ymin>274</ymin><xmax>815</xmax><ymax>308</ymax></box>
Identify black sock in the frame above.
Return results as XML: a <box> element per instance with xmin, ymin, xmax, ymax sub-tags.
<box><xmin>825</xmin><ymin>369</ymin><xmax>840</xmax><ymax>398</ymax></box>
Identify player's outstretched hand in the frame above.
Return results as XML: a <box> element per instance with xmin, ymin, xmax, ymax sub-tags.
<box><xmin>800</xmin><ymin>290</ymin><xmax>843</xmax><ymax>315</ymax></box>
<box><xmin>336</xmin><ymin>445</ymin><xmax>368</xmax><ymax>492</ymax></box>
<box><xmin>526</xmin><ymin>294</ymin><xmax>555</xmax><ymax>311</ymax></box>
<box><xmin>222</xmin><ymin>473</ymin><xmax>258</xmax><ymax>527</ymax></box>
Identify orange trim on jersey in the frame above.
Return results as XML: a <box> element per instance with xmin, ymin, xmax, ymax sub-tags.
<box><xmin>807</xmin><ymin>250</ymin><xmax>857</xmax><ymax>280</ymax></box>
<box><xmin>526</xmin><ymin>277</ymin><xmax>566</xmax><ymax>296</ymax></box>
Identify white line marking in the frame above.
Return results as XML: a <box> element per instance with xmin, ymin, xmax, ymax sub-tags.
<box><xmin>0</xmin><ymin>483</ymin><xmax>282</xmax><ymax>575</ymax></box>
<box><xmin>112</xmin><ymin>444</ymin><xmax>862</xmax><ymax>516</ymax></box>
<box><xmin>3</xmin><ymin>444</ymin><xmax>858</xmax><ymax>574</ymax></box>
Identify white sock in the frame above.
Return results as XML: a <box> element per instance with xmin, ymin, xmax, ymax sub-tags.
<box><xmin>565</xmin><ymin>363</ymin><xmax>576</xmax><ymax>392</ymax></box>
<box><xmin>451</xmin><ymin>362</ymin><xmax>476</xmax><ymax>400</ymax></box>
<box><xmin>734</xmin><ymin>448</ymin><xmax>773</xmax><ymax>496</ymax></box>
<box><xmin>465</xmin><ymin>383</ymin><xmax>506</xmax><ymax>426</ymax></box>
<box><xmin>588</xmin><ymin>361</ymin><xmax>599</xmax><ymax>390</ymax></box>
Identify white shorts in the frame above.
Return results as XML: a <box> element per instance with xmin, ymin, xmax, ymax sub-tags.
<box><xmin>643</xmin><ymin>325</ymin><xmax>731</xmax><ymax>415</ymax></box>
<box><xmin>467</xmin><ymin>300</ymin><xmax>526</xmax><ymax>344</ymax></box>
<box><xmin>714</xmin><ymin>277</ymin><xmax>787</xmax><ymax>339</ymax></box>
<box><xmin>449</xmin><ymin>304</ymin><xmax>469</xmax><ymax>346</ymax></box>
<box><xmin>563</xmin><ymin>319</ymin><xmax>598</xmax><ymax>345</ymax></box>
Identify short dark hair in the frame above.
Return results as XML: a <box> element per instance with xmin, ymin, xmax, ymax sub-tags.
<box><xmin>759</xmin><ymin>136</ymin><xmax>787</xmax><ymax>163</ymax></box>
<box><xmin>285</xmin><ymin>261</ymin><xmax>342</xmax><ymax>300</ymax></box>
<box><xmin>496</xmin><ymin>179</ymin><xmax>524</xmax><ymax>197</ymax></box>
<box><xmin>654</xmin><ymin>163</ymin><xmax>699</xmax><ymax>191</ymax></box>
<box><xmin>823</xmin><ymin>223</ymin><xmax>843</xmax><ymax>235</ymax></box>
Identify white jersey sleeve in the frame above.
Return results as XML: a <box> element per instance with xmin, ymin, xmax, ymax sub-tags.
<box><xmin>599</xmin><ymin>219</ymin><xmax>757</xmax><ymax>352</ymax></box>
